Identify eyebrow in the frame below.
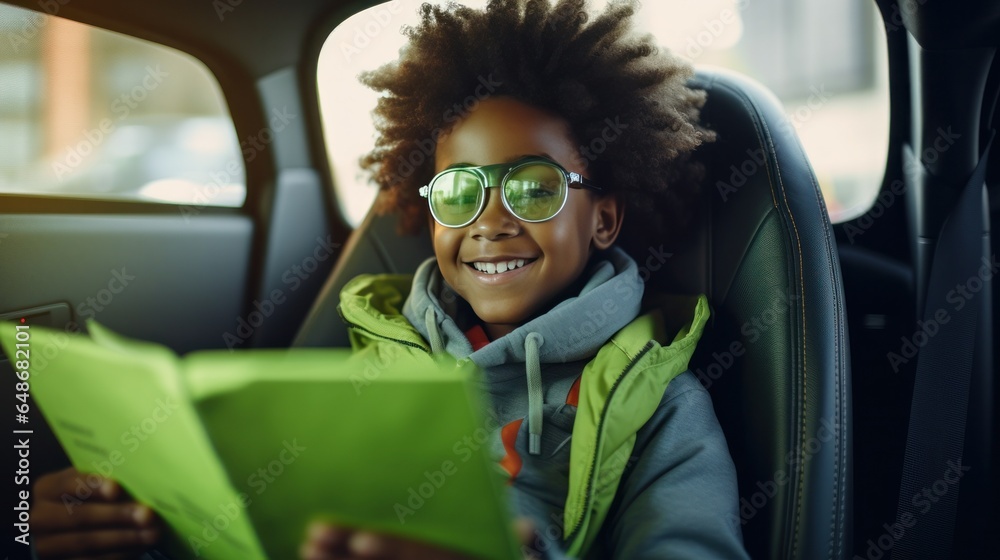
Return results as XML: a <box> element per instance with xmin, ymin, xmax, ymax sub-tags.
<box><xmin>443</xmin><ymin>153</ymin><xmax>554</xmax><ymax>170</ymax></box>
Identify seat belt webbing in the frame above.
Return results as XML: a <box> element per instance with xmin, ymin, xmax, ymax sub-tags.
<box><xmin>891</xmin><ymin>132</ymin><xmax>994</xmax><ymax>560</ymax></box>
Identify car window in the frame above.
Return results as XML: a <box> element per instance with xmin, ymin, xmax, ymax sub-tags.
<box><xmin>0</xmin><ymin>3</ymin><xmax>245</xmax><ymax>207</ymax></box>
<box><xmin>318</xmin><ymin>0</ymin><xmax>889</xmax><ymax>226</ymax></box>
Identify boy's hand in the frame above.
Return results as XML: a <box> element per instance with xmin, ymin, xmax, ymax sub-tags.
<box><xmin>33</xmin><ymin>467</ymin><xmax>163</xmax><ymax>559</ymax></box>
<box><xmin>300</xmin><ymin>518</ymin><xmax>537</xmax><ymax>560</ymax></box>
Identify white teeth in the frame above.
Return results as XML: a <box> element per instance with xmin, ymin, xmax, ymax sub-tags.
<box><xmin>471</xmin><ymin>259</ymin><xmax>531</xmax><ymax>275</ymax></box>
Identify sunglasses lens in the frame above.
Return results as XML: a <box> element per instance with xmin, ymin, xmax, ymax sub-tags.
<box><xmin>429</xmin><ymin>170</ymin><xmax>483</xmax><ymax>226</ymax></box>
<box><xmin>504</xmin><ymin>163</ymin><xmax>566</xmax><ymax>221</ymax></box>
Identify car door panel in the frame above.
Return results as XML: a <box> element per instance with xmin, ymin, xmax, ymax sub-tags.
<box><xmin>0</xmin><ymin>213</ymin><xmax>253</xmax><ymax>352</ymax></box>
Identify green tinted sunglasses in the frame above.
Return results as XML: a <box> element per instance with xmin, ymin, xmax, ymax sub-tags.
<box><xmin>418</xmin><ymin>156</ymin><xmax>602</xmax><ymax>228</ymax></box>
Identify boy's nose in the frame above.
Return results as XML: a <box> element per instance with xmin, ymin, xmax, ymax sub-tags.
<box><xmin>470</xmin><ymin>188</ymin><xmax>519</xmax><ymax>240</ymax></box>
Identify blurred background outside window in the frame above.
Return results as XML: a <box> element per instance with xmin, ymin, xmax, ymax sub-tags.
<box><xmin>0</xmin><ymin>3</ymin><xmax>244</xmax><ymax>206</ymax></box>
<box><xmin>318</xmin><ymin>0</ymin><xmax>890</xmax><ymax>226</ymax></box>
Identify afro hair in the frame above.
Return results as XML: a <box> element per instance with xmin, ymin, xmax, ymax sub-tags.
<box><xmin>358</xmin><ymin>0</ymin><xmax>714</xmax><ymax>263</ymax></box>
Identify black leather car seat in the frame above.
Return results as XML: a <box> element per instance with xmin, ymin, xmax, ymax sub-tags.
<box><xmin>671</xmin><ymin>68</ymin><xmax>853</xmax><ymax>559</ymax></box>
<box><xmin>293</xmin><ymin>67</ymin><xmax>852</xmax><ymax>560</ymax></box>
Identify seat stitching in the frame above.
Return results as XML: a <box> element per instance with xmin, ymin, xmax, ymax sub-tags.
<box><xmin>831</xmin><ymin>283</ymin><xmax>841</xmax><ymax>560</ymax></box>
<box><xmin>763</xmin><ymin>114</ymin><xmax>810</xmax><ymax>560</ymax></box>
<box><xmin>828</xmin><ymin>217</ymin><xmax>848</xmax><ymax>560</ymax></box>
<box><xmin>791</xmin><ymin>91</ymin><xmax>846</xmax><ymax>560</ymax></box>
<box><xmin>817</xmin><ymin>189</ymin><xmax>843</xmax><ymax>560</ymax></box>
<box><xmin>834</xmin><ymin>197</ymin><xmax>849</xmax><ymax>560</ymax></box>
<box><xmin>712</xmin><ymin>77</ymin><xmax>808</xmax><ymax>559</ymax></box>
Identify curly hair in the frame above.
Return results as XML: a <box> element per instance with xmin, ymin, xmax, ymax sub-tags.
<box><xmin>359</xmin><ymin>0</ymin><xmax>714</xmax><ymax>262</ymax></box>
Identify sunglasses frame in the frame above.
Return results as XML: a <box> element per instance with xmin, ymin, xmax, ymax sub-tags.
<box><xmin>418</xmin><ymin>156</ymin><xmax>602</xmax><ymax>228</ymax></box>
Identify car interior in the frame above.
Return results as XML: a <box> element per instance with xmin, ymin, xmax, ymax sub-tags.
<box><xmin>1</xmin><ymin>1</ymin><xmax>997</xmax><ymax>559</ymax></box>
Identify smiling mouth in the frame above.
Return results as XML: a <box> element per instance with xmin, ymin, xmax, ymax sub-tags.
<box><xmin>466</xmin><ymin>258</ymin><xmax>536</xmax><ymax>275</ymax></box>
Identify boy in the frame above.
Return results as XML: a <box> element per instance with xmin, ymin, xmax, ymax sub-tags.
<box><xmin>303</xmin><ymin>1</ymin><xmax>747</xmax><ymax>558</ymax></box>
<box><xmin>29</xmin><ymin>1</ymin><xmax>747</xmax><ymax>559</ymax></box>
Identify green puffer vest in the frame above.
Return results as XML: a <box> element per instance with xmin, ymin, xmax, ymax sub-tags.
<box><xmin>337</xmin><ymin>273</ymin><xmax>710</xmax><ymax>556</ymax></box>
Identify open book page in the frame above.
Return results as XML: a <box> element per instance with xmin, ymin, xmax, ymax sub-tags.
<box><xmin>0</xmin><ymin>321</ymin><xmax>267</xmax><ymax>559</ymax></box>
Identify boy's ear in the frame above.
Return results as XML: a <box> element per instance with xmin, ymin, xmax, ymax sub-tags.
<box><xmin>591</xmin><ymin>193</ymin><xmax>624</xmax><ymax>251</ymax></box>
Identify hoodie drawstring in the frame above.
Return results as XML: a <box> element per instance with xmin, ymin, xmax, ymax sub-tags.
<box><xmin>426</xmin><ymin>307</ymin><xmax>545</xmax><ymax>456</ymax></box>
<box><xmin>424</xmin><ymin>307</ymin><xmax>443</xmax><ymax>353</ymax></box>
<box><xmin>525</xmin><ymin>332</ymin><xmax>544</xmax><ymax>455</ymax></box>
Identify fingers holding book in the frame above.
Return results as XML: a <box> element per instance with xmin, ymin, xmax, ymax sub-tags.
<box><xmin>299</xmin><ymin>521</ymin><xmax>472</xmax><ymax>560</ymax></box>
<box><xmin>299</xmin><ymin>518</ymin><xmax>538</xmax><ymax>560</ymax></box>
<box><xmin>32</xmin><ymin>467</ymin><xmax>163</xmax><ymax>559</ymax></box>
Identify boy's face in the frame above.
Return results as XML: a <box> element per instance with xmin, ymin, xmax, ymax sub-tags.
<box><xmin>432</xmin><ymin>96</ymin><xmax>621</xmax><ymax>338</ymax></box>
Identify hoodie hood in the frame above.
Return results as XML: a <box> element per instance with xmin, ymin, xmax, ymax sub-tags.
<box><xmin>402</xmin><ymin>245</ymin><xmax>644</xmax><ymax>367</ymax></box>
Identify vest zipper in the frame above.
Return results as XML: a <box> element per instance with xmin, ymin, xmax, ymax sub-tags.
<box><xmin>565</xmin><ymin>339</ymin><xmax>655</xmax><ymax>543</ymax></box>
<box><xmin>337</xmin><ymin>308</ymin><xmax>429</xmax><ymax>352</ymax></box>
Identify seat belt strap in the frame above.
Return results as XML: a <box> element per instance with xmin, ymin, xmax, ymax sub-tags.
<box><xmin>891</xmin><ymin>132</ymin><xmax>994</xmax><ymax>559</ymax></box>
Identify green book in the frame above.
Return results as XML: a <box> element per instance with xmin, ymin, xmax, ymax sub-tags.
<box><xmin>0</xmin><ymin>320</ymin><xmax>519</xmax><ymax>560</ymax></box>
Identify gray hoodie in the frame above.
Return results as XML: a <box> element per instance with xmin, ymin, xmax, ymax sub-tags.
<box><xmin>402</xmin><ymin>247</ymin><xmax>748</xmax><ymax>559</ymax></box>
